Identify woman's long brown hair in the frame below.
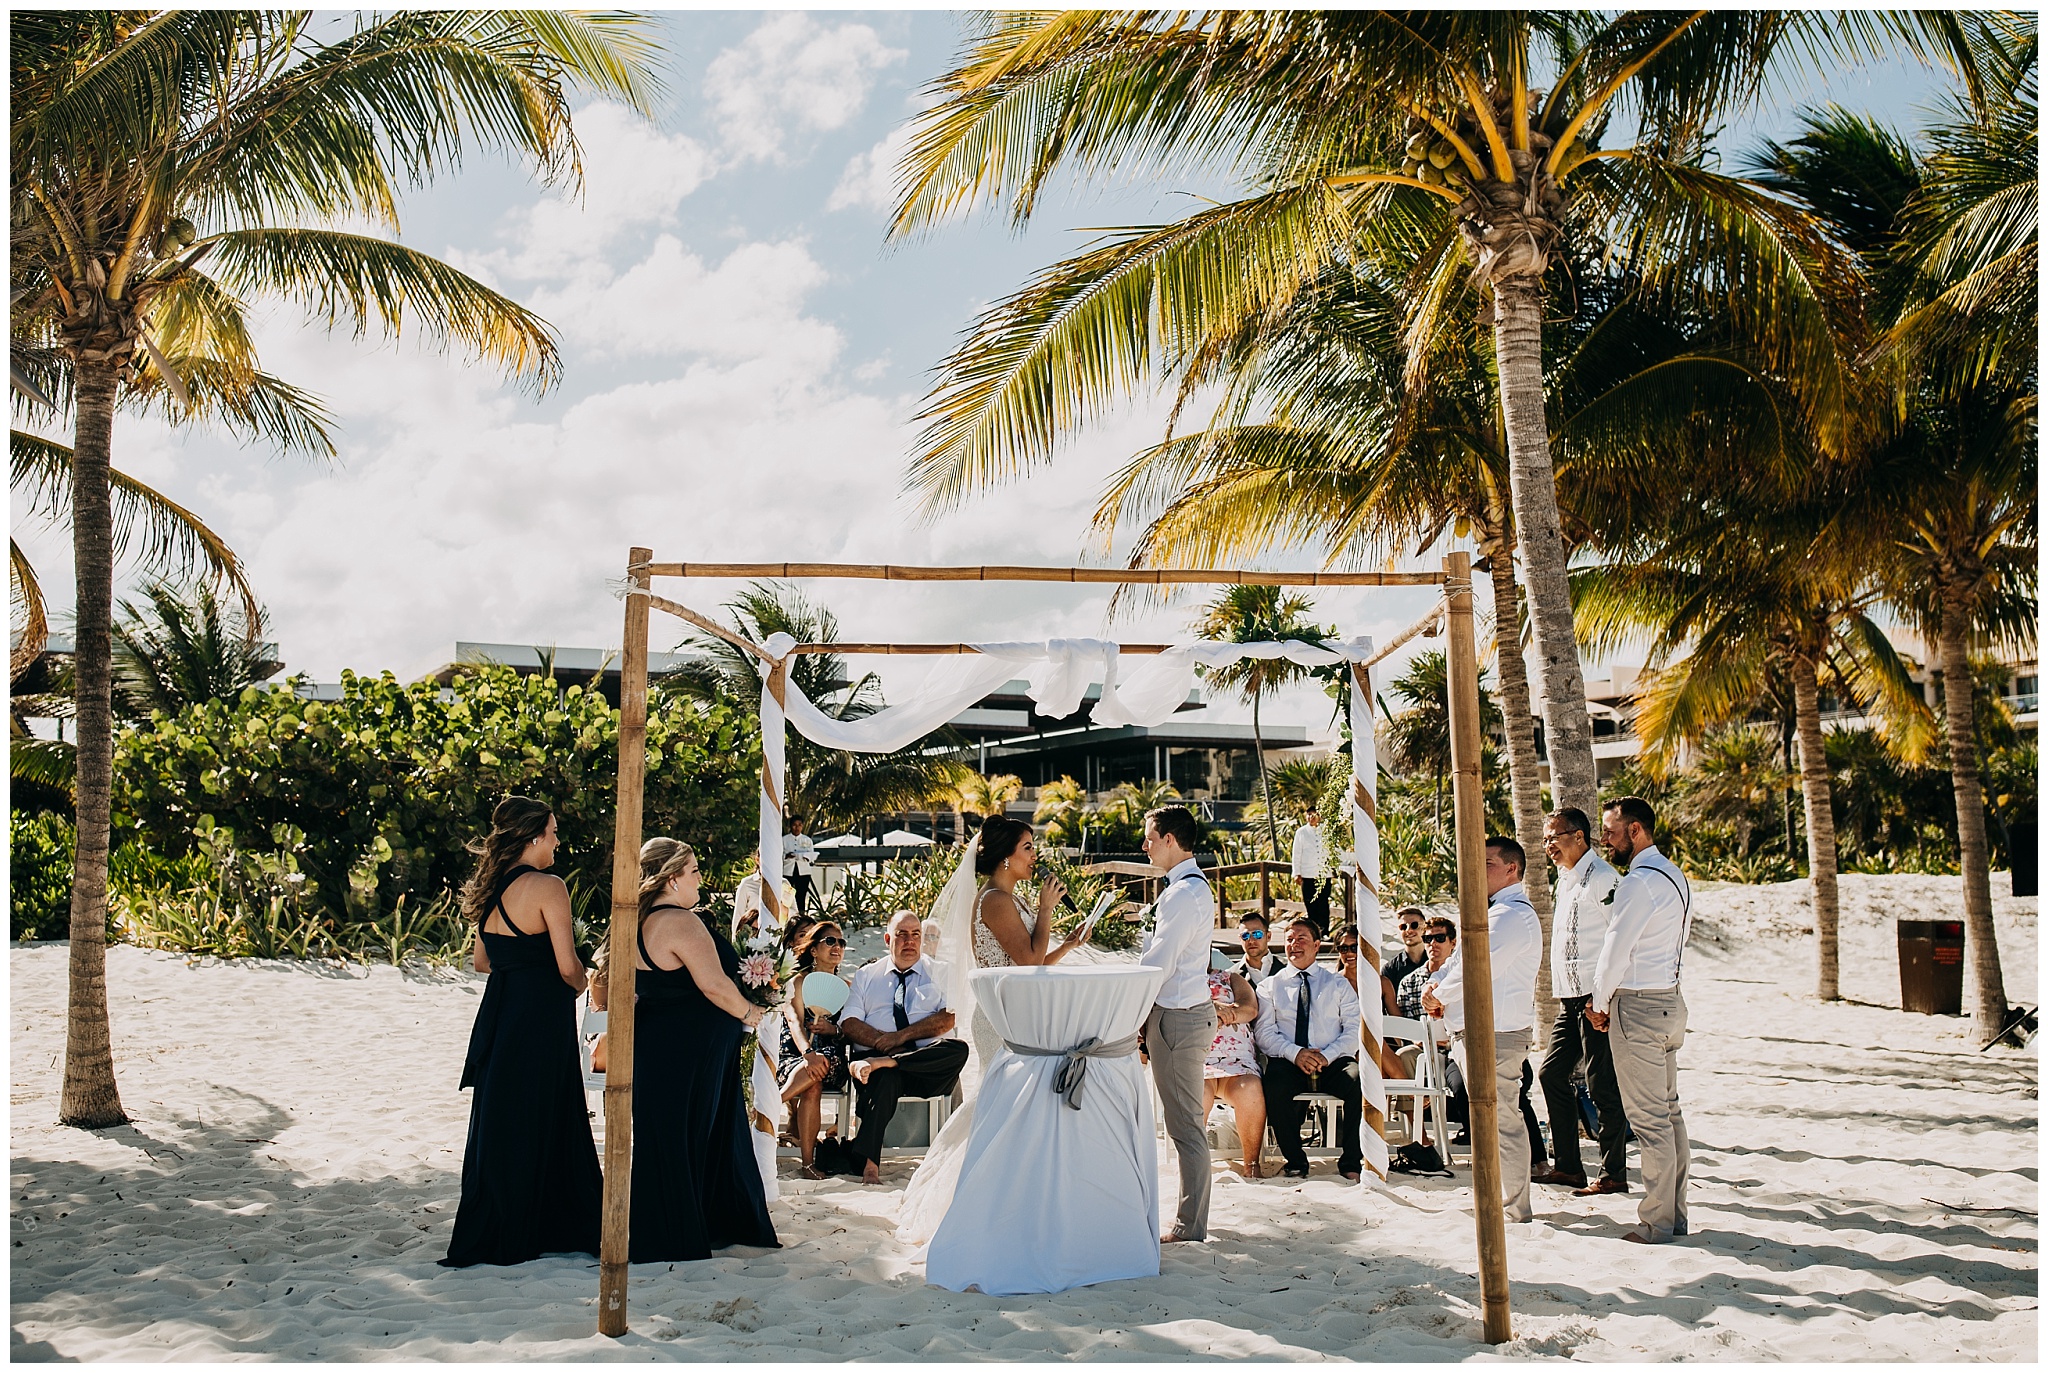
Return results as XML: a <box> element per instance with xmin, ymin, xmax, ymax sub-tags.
<box><xmin>461</xmin><ymin>796</ymin><xmax>553</xmax><ymax>925</ymax></box>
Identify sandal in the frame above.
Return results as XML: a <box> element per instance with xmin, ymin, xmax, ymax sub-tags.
<box><xmin>800</xmin><ymin>1164</ymin><xmax>828</xmax><ymax>1181</ymax></box>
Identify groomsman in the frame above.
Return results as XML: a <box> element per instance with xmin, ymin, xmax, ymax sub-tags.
<box><xmin>1423</xmin><ymin>836</ymin><xmax>1542</xmax><ymax>1224</ymax></box>
<box><xmin>840</xmin><ymin>912</ymin><xmax>967</xmax><ymax>1186</ymax></box>
<box><xmin>1139</xmin><ymin>806</ymin><xmax>1218</xmax><ymax>1243</ymax></box>
<box><xmin>1587</xmin><ymin>797</ymin><xmax>1694</xmax><ymax>1244</ymax></box>
<box><xmin>1531</xmin><ymin>807</ymin><xmax>1628</xmax><ymax>1195</ymax></box>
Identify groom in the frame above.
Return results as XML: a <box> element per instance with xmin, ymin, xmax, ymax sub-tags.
<box><xmin>1139</xmin><ymin>805</ymin><xmax>1218</xmax><ymax>1243</ymax></box>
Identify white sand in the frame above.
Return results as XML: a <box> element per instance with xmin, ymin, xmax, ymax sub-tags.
<box><xmin>11</xmin><ymin>874</ymin><xmax>2037</xmax><ymax>1361</ymax></box>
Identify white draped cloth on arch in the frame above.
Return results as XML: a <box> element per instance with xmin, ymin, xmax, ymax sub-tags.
<box><xmin>749</xmin><ymin>631</ymin><xmax>1392</xmax><ymax>1180</ymax></box>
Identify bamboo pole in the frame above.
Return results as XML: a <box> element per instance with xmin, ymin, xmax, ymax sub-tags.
<box><xmin>1445</xmin><ymin>550</ymin><xmax>1511</xmax><ymax>1344</ymax></box>
<box><xmin>642</xmin><ymin>561</ymin><xmax>1444</xmax><ymax>587</ymax></box>
<box><xmin>598</xmin><ymin>547</ymin><xmax>653</xmax><ymax>1337</ymax></box>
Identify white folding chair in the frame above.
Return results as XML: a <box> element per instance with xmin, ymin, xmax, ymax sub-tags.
<box><xmin>579</xmin><ymin>998</ymin><xmax>608</xmax><ymax>1141</ymax></box>
<box><xmin>1381</xmin><ymin>1014</ymin><xmax>1458</xmax><ymax>1165</ymax></box>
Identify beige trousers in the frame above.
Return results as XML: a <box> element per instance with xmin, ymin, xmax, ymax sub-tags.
<box><xmin>1609</xmin><ymin>987</ymin><xmax>1690</xmax><ymax>1240</ymax></box>
<box><xmin>1456</xmin><ymin>1027</ymin><xmax>1533</xmax><ymax>1223</ymax></box>
<box><xmin>1146</xmin><ymin>1003</ymin><xmax>1217</xmax><ymax>1240</ymax></box>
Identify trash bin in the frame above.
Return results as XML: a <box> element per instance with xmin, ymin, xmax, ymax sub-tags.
<box><xmin>2010</xmin><ymin>822</ymin><xmax>2038</xmax><ymax>898</ymax></box>
<box><xmin>1897</xmin><ymin>919</ymin><xmax>1965</xmax><ymax>1015</ymax></box>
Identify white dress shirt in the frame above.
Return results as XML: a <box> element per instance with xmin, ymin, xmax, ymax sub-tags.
<box><xmin>1254</xmin><ymin>961</ymin><xmax>1362</xmax><ymax>1064</ymax></box>
<box><xmin>1591</xmin><ymin>846</ymin><xmax>1693</xmax><ymax>1014</ymax></box>
<box><xmin>1428</xmin><ymin>883</ymin><xmax>1542</xmax><ymax>1036</ymax></box>
<box><xmin>1236</xmin><ymin>950</ymin><xmax>1286</xmax><ymax>987</ymax></box>
<box><xmin>842</xmin><ymin>956</ymin><xmax>952</xmax><ymax>1049</ymax></box>
<box><xmin>1550</xmin><ymin>849</ymin><xmax>1620</xmax><ymax>1000</ymax></box>
<box><xmin>1289</xmin><ymin>823</ymin><xmax>1329</xmax><ymax>880</ymax></box>
<box><xmin>1139</xmin><ymin>858</ymin><xmax>1214</xmax><ymax>1010</ymax></box>
<box><xmin>782</xmin><ymin>832</ymin><xmax>818</xmax><ymax>878</ymax></box>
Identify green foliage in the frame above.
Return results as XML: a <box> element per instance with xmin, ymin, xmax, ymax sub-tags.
<box><xmin>112</xmin><ymin>663</ymin><xmax>761</xmax><ymax>935</ymax></box>
<box><xmin>111</xmin><ymin>579</ymin><xmax>278</xmax><ymax>720</ymax></box>
<box><xmin>825</xmin><ymin>850</ymin><xmax>958</xmax><ymax>931</ymax></box>
<box><xmin>10</xmin><ymin>810</ymin><xmax>75</xmax><ymax>940</ymax></box>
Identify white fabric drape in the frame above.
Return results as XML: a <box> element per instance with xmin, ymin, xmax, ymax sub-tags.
<box><xmin>743</xmin><ymin>630</ymin><xmax>1387</xmax><ymax>1177</ymax></box>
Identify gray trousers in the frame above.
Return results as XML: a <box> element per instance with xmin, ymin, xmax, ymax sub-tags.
<box><xmin>1456</xmin><ymin>1027</ymin><xmax>1533</xmax><ymax>1223</ymax></box>
<box><xmin>1610</xmin><ymin>987</ymin><xmax>1690</xmax><ymax>1241</ymax></box>
<box><xmin>1146</xmin><ymin>1002</ymin><xmax>1217</xmax><ymax>1240</ymax></box>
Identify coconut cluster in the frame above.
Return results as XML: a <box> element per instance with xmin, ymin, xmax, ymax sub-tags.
<box><xmin>1395</xmin><ymin>86</ymin><xmax>1591</xmax><ymax>193</ymax></box>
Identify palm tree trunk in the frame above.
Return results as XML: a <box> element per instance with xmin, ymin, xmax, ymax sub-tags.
<box><xmin>60</xmin><ymin>362</ymin><xmax>128</xmax><ymax>1129</ymax></box>
<box><xmin>1489</xmin><ymin>278</ymin><xmax>1598</xmax><ymax>824</ymax></box>
<box><xmin>1937</xmin><ymin>593</ymin><xmax>2006</xmax><ymax>1044</ymax></box>
<box><xmin>1252</xmin><ymin>691</ymin><xmax>1279</xmax><ymax>860</ymax></box>
<box><xmin>1789</xmin><ymin>655</ymin><xmax>1840</xmax><ymax>1003</ymax></box>
<box><xmin>1487</xmin><ymin>543</ymin><xmax>1557</xmax><ymax>1036</ymax></box>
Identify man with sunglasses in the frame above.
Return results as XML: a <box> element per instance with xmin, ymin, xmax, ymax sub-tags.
<box><xmin>1383</xmin><ymin>907</ymin><xmax>1431</xmax><ymax>997</ymax></box>
<box><xmin>1233</xmin><ymin>912</ymin><xmax>1286</xmax><ymax>988</ymax></box>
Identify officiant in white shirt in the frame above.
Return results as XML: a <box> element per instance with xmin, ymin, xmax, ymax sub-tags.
<box><xmin>1138</xmin><ymin>806</ymin><xmax>1218</xmax><ymax>1243</ymax></box>
<box><xmin>1255</xmin><ymin>918</ymin><xmax>1365</xmax><ymax>1179</ymax></box>
<box><xmin>1423</xmin><ymin>835</ymin><xmax>1542</xmax><ymax>1224</ymax></box>
<box><xmin>783</xmin><ymin>817</ymin><xmax>819</xmax><ymax>918</ymax></box>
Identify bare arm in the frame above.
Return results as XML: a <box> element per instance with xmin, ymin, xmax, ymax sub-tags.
<box><xmin>472</xmin><ymin>931</ymin><xmax>491</xmax><ymax>975</ymax></box>
<box><xmin>783</xmin><ymin>987</ymin><xmax>811</xmax><ymax>1055</ymax></box>
<box><xmin>533</xmin><ymin>877</ymin><xmax>588</xmax><ymax>993</ymax></box>
<box><xmin>979</xmin><ymin>885</ymin><xmax>1084</xmax><ymax>967</ymax></box>
<box><xmin>1381</xmin><ymin>971</ymin><xmax>1399</xmax><ymax>1017</ymax></box>
<box><xmin>648</xmin><ymin>913</ymin><xmax>764</xmax><ymax>1030</ymax></box>
<box><xmin>1218</xmin><ymin>972</ymin><xmax>1259</xmax><ymax>1025</ymax></box>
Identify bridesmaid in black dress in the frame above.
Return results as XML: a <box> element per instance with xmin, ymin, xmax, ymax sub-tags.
<box><xmin>629</xmin><ymin>838</ymin><xmax>780</xmax><ymax>1261</ymax></box>
<box><xmin>441</xmin><ymin>797</ymin><xmax>602</xmax><ymax>1267</ymax></box>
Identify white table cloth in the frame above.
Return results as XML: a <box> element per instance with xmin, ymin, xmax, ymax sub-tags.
<box><xmin>925</xmin><ymin>964</ymin><xmax>1166</xmax><ymax>1295</ymax></box>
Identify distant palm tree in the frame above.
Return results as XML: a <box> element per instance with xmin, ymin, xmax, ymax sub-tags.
<box><xmin>110</xmin><ymin>579</ymin><xmax>278</xmax><ymax>720</ymax></box>
<box><xmin>1680</xmin><ymin>726</ymin><xmax>1792</xmax><ymax>858</ymax></box>
<box><xmin>1386</xmin><ymin>650</ymin><xmax>1502</xmax><ymax>837</ymax></box>
<box><xmin>1267</xmin><ymin>758</ymin><xmax>1337</xmax><ymax>823</ymax></box>
<box><xmin>953</xmin><ymin>771</ymin><xmax>1023</xmax><ymax>821</ymax></box>
<box><xmin>11</xmin><ymin>9</ymin><xmax>662</xmax><ymax>1128</ymax></box>
<box><xmin>1192</xmin><ymin>585</ymin><xmax>1329</xmax><ymax>859</ymax></box>
<box><xmin>1101</xmin><ymin>778</ymin><xmax>1182</xmax><ymax>840</ymax></box>
<box><xmin>1032</xmin><ymin>774</ymin><xmax>1089</xmax><ymax>849</ymax></box>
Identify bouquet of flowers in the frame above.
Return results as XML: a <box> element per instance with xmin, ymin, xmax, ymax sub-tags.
<box><xmin>736</xmin><ymin>932</ymin><xmax>796</xmax><ymax>1012</ymax></box>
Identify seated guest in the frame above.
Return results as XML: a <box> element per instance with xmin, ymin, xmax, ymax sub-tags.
<box><xmin>1393</xmin><ymin>917</ymin><xmax>1459</xmax><ymax>1146</ymax></box>
<box><xmin>778</xmin><ymin>920</ymin><xmax>852</xmax><ymax>1180</ymax></box>
<box><xmin>1235</xmin><ymin>911</ymin><xmax>1285</xmax><ymax>986</ymax></box>
<box><xmin>838</xmin><ymin>910</ymin><xmax>968</xmax><ymax>1186</ymax></box>
<box><xmin>1201</xmin><ymin>953</ymin><xmax>1267</xmax><ymax>1177</ymax></box>
<box><xmin>1333</xmin><ymin>922</ymin><xmax>1406</xmax><ymax>1082</ymax></box>
<box><xmin>1254</xmin><ymin>918</ymin><xmax>1365</xmax><ymax>1181</ymax></box>
<box><xmin>1423</xmin><ymin>836</ymin><xmax>1542</xmax><ymax>1224</ymax></box>
<box><xmin>1382</xmin><ymin>907</ymin><xmax>1431</xmax><ymax>1007</ymax></box>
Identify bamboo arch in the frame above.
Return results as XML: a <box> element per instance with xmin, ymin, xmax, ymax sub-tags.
<box><xmin>596</xmin><ymin>552</ymin><xmax>1507</xmax><ymax>1345</ymax></box>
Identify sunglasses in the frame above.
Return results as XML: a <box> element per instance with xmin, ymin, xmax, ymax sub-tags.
<box><xmin>1398</xmin><ymin>921</ymin><xmax>1422</xmax><ymax>929</ymax></box>
<box><xmin>1239</xmin><ymin>931</ymin><xmax>1268</xmax><ymax>942</ymax></box>
<box><xmin>1335</xmin><ymin>944</ymin><xmax>1359</xmax><ymax>955</ymax></box>
<box><xmin>1424</xmin><ymin>932</ymin><xmax>1454</xmax><ymax>944</ymax></box>
<box><xmin>813</xmin><ymin>936</ymin><xmax>845</xmax><ymax>948</ymax></box>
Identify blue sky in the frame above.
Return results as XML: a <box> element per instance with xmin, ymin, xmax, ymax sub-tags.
<box><xmin>13</xmin><ymin>11</ymin><xmax>1954</xmax><ymax>737</ymax></box>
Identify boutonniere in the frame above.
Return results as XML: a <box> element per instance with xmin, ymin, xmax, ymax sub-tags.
<box><xmin>1599</xmin><ymin>886</ymin><xmax>1617</xmax><ymax>906</ymax></box>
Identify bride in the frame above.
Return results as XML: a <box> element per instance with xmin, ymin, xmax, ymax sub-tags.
<box><xmin>897</xmin><ymin>815</ymin><xmax>1087</xmax><ymax>1242</ymax></box>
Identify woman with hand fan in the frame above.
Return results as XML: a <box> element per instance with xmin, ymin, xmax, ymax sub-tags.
<box><xmin>778</xmin><ymin>920</ymin><xmax>853</xmax><ymax>1179</ymax></box>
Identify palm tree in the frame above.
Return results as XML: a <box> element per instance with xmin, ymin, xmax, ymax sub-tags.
<box><xmin>670</xmin><ymin>581</ymin><xmax>970</xmax><ymax>836</ymax></box>
<box><xmin>1386</xmin><ymin>649</ymin><xmax>1503</xmax><ymax>837</ymax></box>
<box><xmin>887</xmin><ymin>11</ymin><xmax>1963</xmax><ymax>827</ymax></box>
<box><xmin>1267</xmin><ymin>758</ymin><xmax>1336</xmax><ymax>822</ymax></box>
<box><xmin>11</xmin><ymin>10</ymin><xmax>661</xmax><ymax>1128</ymax></box>
<box><xmin>953</xmin><ymin>771</ymin><xmax>1023</xmax><ymax>821</ymax></box>
<box><xmin>1191</xmin><ymin>584</ymin><xmax>1328</xmax><ymax>859</ymax></box>
<box><xmin>1871</xmin><ymin>22</ymin><xmax>2037</xmax><ymax>1046</ymax></box>
<box><xmin>11</xmin><ymin>432</ymin><xmax>258</xmax><ymax>681</ymax></box>
<box><xmin>1680</xmin><ymin>726</ymin><xmax>1792</xmax><ymax>858</ymax></box>
<box><xmin>110</xmin><ymin>579</ymin><xmax>278</xmax><ymax>719</ymax></box>
<box><xmin>1032</xmin><ymin>774</ymin><xmax>1090</xmax><ymax>849</ymax></box>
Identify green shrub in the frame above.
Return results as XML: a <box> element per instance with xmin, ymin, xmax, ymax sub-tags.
<box><xmin>10</xmin><ymin>811</ymin><xmax>75</xmax><ymax>940</ymax></box>
<box><xmin>113</xmin><ymin>664</ymin><xmax>762</xmax><ymax>937</ymax></box>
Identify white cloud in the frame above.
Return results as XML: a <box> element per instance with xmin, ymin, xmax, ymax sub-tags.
<box><xmin>705</xmin><ymin>15</ymin><xmax>905</xmax><ymax>165</ymax></box>
<box><xmin>827</xmin><ymin>123</ymin><xmax>914</xmax><ymax>214</ymax></box>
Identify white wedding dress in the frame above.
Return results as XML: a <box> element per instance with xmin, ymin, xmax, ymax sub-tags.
<box><xmin>895</xmin><ymin>883</ymin><xmax>1022</xmax><ymax>1244</ymax></box>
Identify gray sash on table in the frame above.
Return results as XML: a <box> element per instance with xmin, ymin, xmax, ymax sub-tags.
<box><xmin>1003</xmin><ymin>1033</ymin><xmax>1141</xmax><ymax>1111</ymax></box>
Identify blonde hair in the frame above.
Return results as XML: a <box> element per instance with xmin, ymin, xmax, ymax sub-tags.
<box><xmin>638</xmin><ymin>839</ymin><xmax>698</xmax><ymax>922</ymax></box>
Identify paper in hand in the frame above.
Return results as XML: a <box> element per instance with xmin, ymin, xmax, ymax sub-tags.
<box><xmin>1075</xmin><ymin>890</ymin><xmax>1120</xmax><ymax>942</ymax></box>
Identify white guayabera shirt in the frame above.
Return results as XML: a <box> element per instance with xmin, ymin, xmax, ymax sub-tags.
<box><xmin>1550</xmin><ymin>849</ymin><xmax>1620</xmax><ymax>1000</ymax></box>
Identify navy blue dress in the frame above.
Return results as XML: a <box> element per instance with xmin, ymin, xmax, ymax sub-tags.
<box><xmin>441</xmin><ymin>865</ymin><xmax>602</xmax><ymax>1267</ymax></box>
<box><xmin>628</xmin><ymin>906</ymin><xmax>780</xmax><ymax>1261</ymax></box>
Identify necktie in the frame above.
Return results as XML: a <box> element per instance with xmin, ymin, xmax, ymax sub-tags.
<box><xmin>1294</xmin><ymin>969</ymin><xmax>1312</xmax><ymax>1047</ymax></box>
<box><xmin>892</xmin><ymin>969</ymin><xmax>914</xmax><ymax>1031</ymax></box>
